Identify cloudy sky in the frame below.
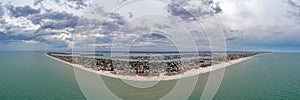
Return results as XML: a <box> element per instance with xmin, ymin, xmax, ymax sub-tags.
<box><xmin>0</xmin><ymin>0</ymin><xmax>299</xmax><ymax>52</ymax></box>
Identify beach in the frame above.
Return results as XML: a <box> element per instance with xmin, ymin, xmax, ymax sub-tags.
<box><xmin>46</xmin><ymin>53</ymin><xmax>254</xmax><ymax>81</ymax></box>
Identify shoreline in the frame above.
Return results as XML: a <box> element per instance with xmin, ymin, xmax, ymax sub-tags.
<box><xmin>46</xmin><ymin>54</ymin><xmax>255</xmax><ymax>81</ymax></box>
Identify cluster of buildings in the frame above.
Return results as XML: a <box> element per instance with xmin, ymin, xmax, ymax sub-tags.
<box><xmin>47</xmin><ymin>52</ymin><xmax>260</xmax><ymax>76</ymax></box>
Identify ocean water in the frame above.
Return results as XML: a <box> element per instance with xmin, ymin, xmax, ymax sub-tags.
<box><xmin>0</xmin><ymin>52</ymin><xmax>85</xmax><ymax>100</ymax></box>
<box><xmin>212</xmin><ymin>53</ymin><xmax>300</xmax><ymax>100</ymax></box>
<box><xmin>0</xmin><ymin>52</ymin><xmax>299</xmax><ymax>100</ymax></box>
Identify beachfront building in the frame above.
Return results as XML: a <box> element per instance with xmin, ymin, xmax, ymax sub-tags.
<box><xmin>47</xmin><ymin>52</ymin><xmax>259</xmax><ymax>76</ymax></box>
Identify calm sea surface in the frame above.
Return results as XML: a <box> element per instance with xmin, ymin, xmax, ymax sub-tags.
<box><xmin>0</xmin><ymin>52</ymin><xmax>299</xmax><ymax>100</ymax></box>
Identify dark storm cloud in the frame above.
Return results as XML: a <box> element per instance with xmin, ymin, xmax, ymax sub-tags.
<box><xmin>144</xmin><ymin>33</ymin><xmax>167</xmax><ymax>40</ymax></box>
<box><xmin>30</xmin><ymin>11</ymin><xmax>79</xmax><ymax>29</ymax></box>
<box><xmin>0</xmin><ymin>24</ymin><xmax>48</xmax><ymax>43</ymax></box>
<box><xmin>0</xmin><ymin>1</ymin><xmax>91</xmax><ymax>49</ymax></box>
<box><xmin>100</xmin><ymin>13</ymin><xmax>127</xmax><ymax>34</ymax></box>
<box><xmin>6</xmin><ymin>5</ymin><xmax>40</xmax><ymax>17</ymax></box>
<box><xmin>166</xmin><ymin>0</ymin><xmax>222</xmax><ymax>21</ymax></box>
<box><xmin>41</xmin><ymin>17</ymin><xmax>79</xmax><ymax>29</ymax></box>
<box><xmin>212</xmin><ymin>2</ymin><xmax>222</xmax><ymax>14</ymax></box>
<box><xmin>41</xmin><ymin>20</ymin><xmax>77</xmax><ymax>29</ymax></box>
<box><xmin>71</xmin><ymin>12</ymin><xmax>128</xmax><ymax>48</ymax></box>
<box><xmin>286</xmin><ymin>0</ymin><xmax>300</xmax><ymax>19</ymax></box>
<box><xmin>63</xmin><ymin>0</ymin><xmax>88</xmax><ymax>9</ymax></box>
<box><xmin>102</xmin><ymin>22</ymin><xmax>121</xmax><ymax>32</ymax></box>
<box><xmin>287</xmin><ymin>0</ymin><xmax>300</xmax><ymax>8</ymax></box>
<box><xmin>72</xmin><ymin>0</ymin><xmax>88</xmax><ymax>8</ymax></box>
<box><xmin>30</xmin><ymin>11</ymin><xmax>77</xmax><ymax>24</ymax></box>
<box><xmin>167</xmin><ymin>3</ymin><xmax>196</xmax><ymax>21</ymax></box>
<box><xmin>0</xmin><ymin>33</ymin><xmax>42</xmax><ymax>44</ymax></box>
<box><xmin>0</xmin><ymin>10</ymin><xmax>76</xmax><ymax>48</ymax></box>
<box><xmin>34</xmin><ymin>0</ymin><xmax>43</xmax><ymax>6</ymax></box>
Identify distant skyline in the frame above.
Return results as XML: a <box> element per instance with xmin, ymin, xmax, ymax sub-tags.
<box><xmin>0</xmin><ymin>0</ymin><xmax>299</xmax><ymax>52</ymax></box>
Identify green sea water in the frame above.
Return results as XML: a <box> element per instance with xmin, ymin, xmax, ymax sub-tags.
<box><xmin>0</xmin><ymin>52</ymin><xmax>85</xmax><ymax>100</ymax></box>
<box><xmin>0</xmin><ymin>52</ymin><xmax>299</xmax><ymax>100</ymax></box>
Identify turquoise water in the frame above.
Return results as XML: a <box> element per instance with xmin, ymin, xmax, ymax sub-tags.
<box><xmin>0</xmin><ymin>52</ymin><xmax>299</xmax><ymax>99</ymax></box>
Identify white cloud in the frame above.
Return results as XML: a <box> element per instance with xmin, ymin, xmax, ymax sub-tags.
<box><xmin>21</xmin><ymin>40</ymin><xmax>39</xmax><ymax>44</ymax></box>
<box><xmin>215</xmin><ymin>0</ymin><xmax>300</xmax><ymax>49</ymax></box>
<box><xmin>1</xmin><ymin>0</ymin><xmax>299</xmax><ymax>51</ymax></box>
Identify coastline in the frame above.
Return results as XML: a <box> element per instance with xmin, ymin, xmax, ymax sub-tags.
<box><xmin>46</xmin><ymin>54</ymin><xmax>255</xmax><ymax>81</ymax></box>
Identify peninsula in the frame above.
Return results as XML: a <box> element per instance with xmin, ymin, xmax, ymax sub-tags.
<box><xmin>46</xmin><ymin>51</ymin><xmax>261</xmax><ymax>81</ymax></box>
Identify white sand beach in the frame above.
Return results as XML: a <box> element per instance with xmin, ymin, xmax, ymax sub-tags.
<box><xmin>46</xmin><ymin>54</ymin><xmax>254</xmax><ymax>81</ymax></box>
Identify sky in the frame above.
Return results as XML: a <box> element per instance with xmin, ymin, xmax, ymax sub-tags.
<box><xmin>0</xmin><ymin>0</ymin><xmax>299</xmax><ymax>52</ymax></box>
